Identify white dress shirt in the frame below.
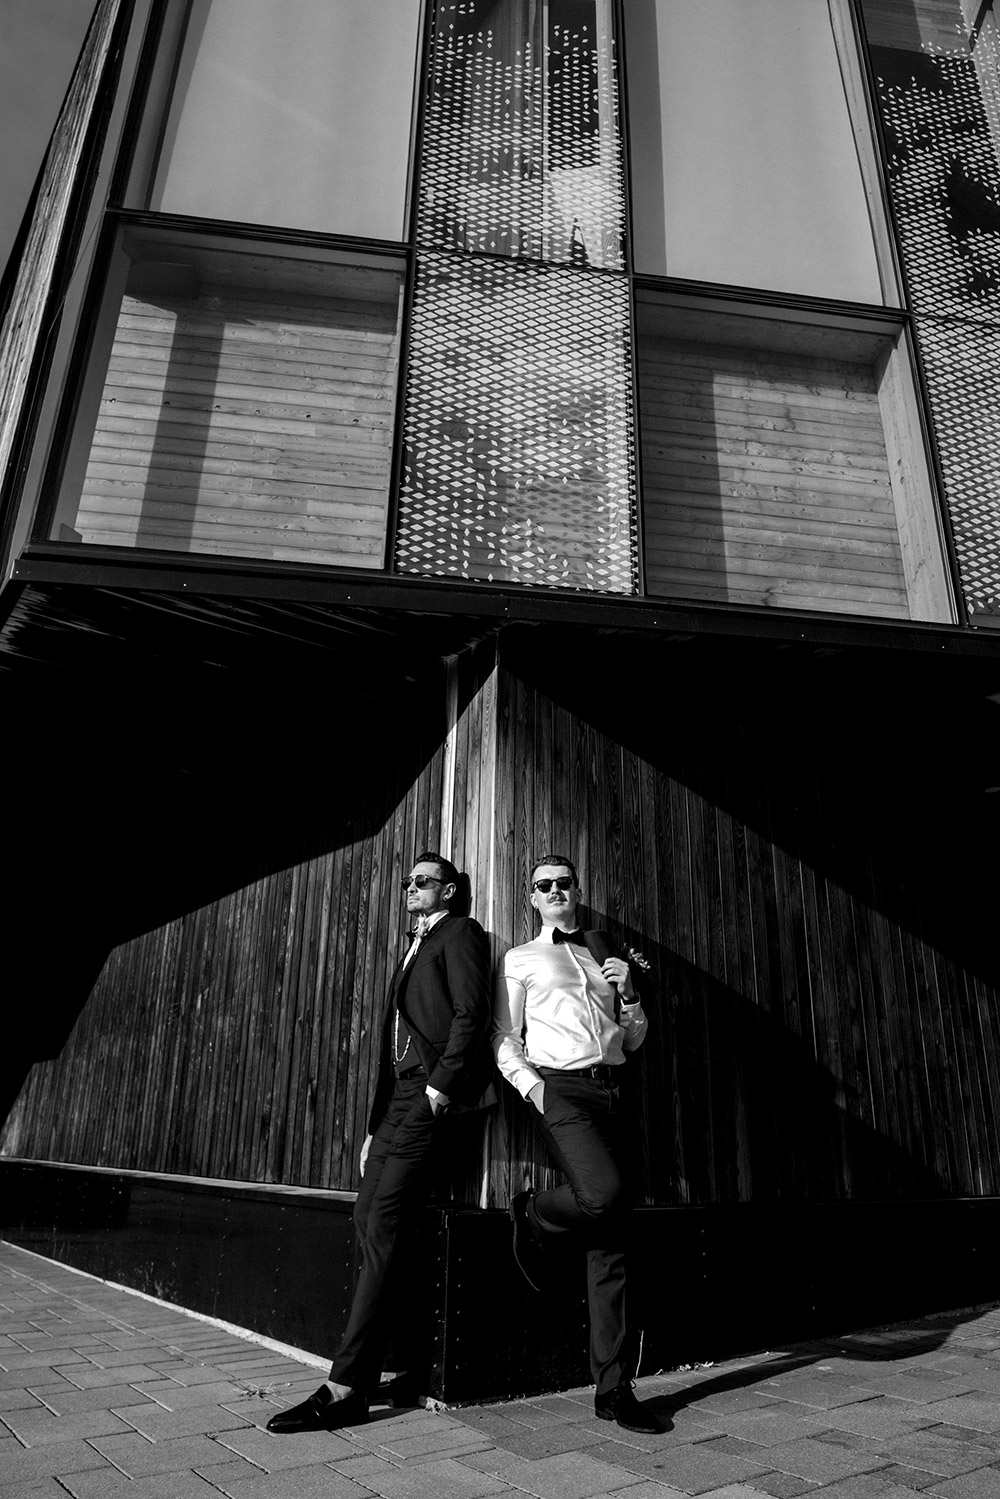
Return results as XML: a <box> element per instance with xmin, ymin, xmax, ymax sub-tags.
<box><xmin>494</xmin><ymin>927</ymin><xmax>648</xmax><ymax>1099</ymax></box>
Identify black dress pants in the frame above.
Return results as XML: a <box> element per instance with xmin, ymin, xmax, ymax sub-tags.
<box><xmin>527</xmin><ymin>1067</ymin><xmax>631</xmax><ymax>1396</ymax></box>
<box><xmin>328</xmin><ymin>1076</ymin><xmax>439</xmax><ymax>1388</ymax></box>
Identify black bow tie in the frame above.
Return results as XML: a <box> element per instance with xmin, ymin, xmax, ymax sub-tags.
<box><xmin>552</xmin><ymin>928</ymin><xmax>586</xmax><ymax>946</ymax></box>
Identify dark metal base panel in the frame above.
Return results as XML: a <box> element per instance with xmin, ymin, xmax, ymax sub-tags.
<box><xmin>4</xmin><ymin>1162</ymin><xmax>1000</xmax><ymax>1403</ymax></box>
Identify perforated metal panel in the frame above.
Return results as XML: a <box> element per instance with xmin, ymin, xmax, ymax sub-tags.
<box><xmin>396</xmin><ymin>251</ymin><xmax>635</xmax><ymax>590</ymax></box>
<box><xmin>863</xmin><ymin>5</ymin><xmax>1000</xmax><ymax>619</ymax></box>
<box><xmin>396</xmin><ymin>0</ymin><xmax>636</xmax><ymax>592</ymax></box>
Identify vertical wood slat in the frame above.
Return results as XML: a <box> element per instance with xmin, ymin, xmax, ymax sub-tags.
<box><xmin>5</xmin><ymin>642</ymin><xmax>1000</xmax><ymax>1217</ymax></box>
<box><xmin>0</xmin><ymin>0</ymin><xmax>123</xmax><ymax>548</ymax></box>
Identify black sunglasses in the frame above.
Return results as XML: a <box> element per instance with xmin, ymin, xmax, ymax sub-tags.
<box><xmin>401</xmin><ymin>874</ymin><xmax>443</xmax><ymax>890</ymax></box>
<box><xmin>532</xmin><ymin>876</ymin><xmax>576</xmax><ymax>893</ymax></box>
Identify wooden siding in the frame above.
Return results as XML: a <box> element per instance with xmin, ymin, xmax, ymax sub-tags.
<box><xmin>0</xmin><ymin>0</ymin><xmax>124</xmax><ymax>539</ymax></box>
<box><xmin>3</xmin><ymin>636</ymin><xmax>998</xmax><ymax>1214</ymax></box>
<box><xmin>74</xmin><ymin>256</ymin><xmax>401</xmax><ymax>566</ymax></box>
<box><xmin>639</xmin><ymin>337</ymin><xmax>910</xmax><ymax>617</ymax></box>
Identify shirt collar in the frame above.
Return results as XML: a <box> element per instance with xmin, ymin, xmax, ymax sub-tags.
<box><xmin>539</xmin><ymin>924</ymin><xmax>582</xmax><ymax>944</ymax></box>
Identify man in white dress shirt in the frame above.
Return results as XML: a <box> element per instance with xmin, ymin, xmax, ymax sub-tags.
<box><xmin>494</xmin><ymin>854</ymin><xmax>660</xmax><ymax>1434</ymax></box>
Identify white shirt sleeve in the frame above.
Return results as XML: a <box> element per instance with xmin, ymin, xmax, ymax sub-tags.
<box><xmin>493</xmin><ymin>967</ymin><xmax>543</xmax><ymax>1100</ymax></box>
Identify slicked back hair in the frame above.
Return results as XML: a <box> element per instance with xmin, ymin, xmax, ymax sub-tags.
<box><xmin>530</xmin><ymin>853</ymin><xmax>579</xmax><ymax>886</ymax></box>
<box><xmin>414</xmin><ymin>850</ymin><xmax>460</xmax><ymax>889</ymax></box>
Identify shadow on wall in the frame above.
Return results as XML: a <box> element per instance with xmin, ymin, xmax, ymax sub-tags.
<box><xmin>0</xmin><ymin>614</ymin><xmax>494</xmax><ymax>1121</ymax></box>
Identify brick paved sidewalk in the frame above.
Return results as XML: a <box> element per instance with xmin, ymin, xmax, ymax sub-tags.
<box><xmin>3</xmin><ymin>1240</ymin><xmax>1000</xmax><ymax>1498</ymax></box>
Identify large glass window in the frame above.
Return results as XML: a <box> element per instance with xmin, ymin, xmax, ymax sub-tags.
<box><xmin>636</xmin><ymin>294</ymin><xmax>955</xmax><ymax>622</ymax></box>
<box><xmin>50</xmin><ymin>231</ymin><xmax>405</xmax><ymax>568</ymax></box>
<box><xmin>142</xmin><ymin>0</ymin><xmax>421</xmax><ymax>241</ymax></box>
<box><xmin>625</xmin><ymin>0</ymin><xmax>886</xmax><ymax>301</ymax></box>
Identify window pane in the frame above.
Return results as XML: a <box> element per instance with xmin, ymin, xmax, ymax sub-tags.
<box><xmin>148</xmin><ymin>0</ymin><xmax>420</xmax><ymax>240</ymax></box>
<box><xmin>53</xmin><ymin>236</ymin><xmax>404</xmax><ymax>568</ymax></box>
<box><xmin>419</xmin><ymin>0</ymin><xmax>625</xmax><ymax>268</ymax></box>
<box><xmin>625</xmin><ymin>0</ymin><xmax>884</xmax><ymax>300</ymax></box>
<box><xmin>637</xmin><ymin>295</ymin><xmax>954</xmax><ymax>622</ymax></box>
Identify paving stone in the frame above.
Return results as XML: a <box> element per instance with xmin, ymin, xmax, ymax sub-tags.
<box><xmin>916</xmin><ymin>1396</ymin><xmax>1000</xmax><ymax>1433</ymax></box>
<box><xmin>214</xmin><ymin>1423</ymin><xmax>359</xmax><ymax>1470</ymax></box>
<box><xmin>0</xmin><ymin>1438</ymin><xmax>117</xmax><ymax>1482</ymax></box>
<box><xmin>794</xmin><ymin>1475</ymin><xmax>937</xmax><ymax>1497</ymax></box>
<box><xmin>458</xmin><ymin>1424</ymin><xmax>604</xmax><ymax>1461</ymax></box>
<box><xmin>2</xmin><ymin>1480</ymin><xmax>72</xmax><ymax>1497</ymax></box>
<box><xmin>579</xmin><ymin>1485</ymin><xmax>686</xmax><ymax>1499</ymax></box>
<box><xmin>718</xmin><ymin>1409</ymin><xmax>831</xmax><ymax>1446</ymax></box>
<box><xmin>58</xmin><ymin>1469</ymin><xmax>224</xmax><ymax>1497</ymax></box>
<box><xmin>57</xmin><ymin>1362</ymin><xmax>165</xmax><ymax>1388</ymax></box>
<box><xmin>0</xmin><ymin>1388</ymin><xmax>48</xmax><ymax>1411</ymax></box>
<box><xmin>208</xmin><ymin>1465</ymin><xmax>380</xmax><ymax>1498</ymax></box>
<box><xmin>37</xmin><ymin>1381</ymin><xmax>176</xmax><ymax>1415</ymax></box>
<box><xmin>749</xmin><ymin>1437</ymin><xmax>889</xmax><ymax>1483</ymax></box>
<box><xmin>131</xmin><ymin>1378</ymin><xmax>249</xmax><ymax>1408</ymax></box>
<box><xmin>332</xmin><ymin>1456</ymin><xmax>509</xmax><ymax>1498</ymax></box>
<box><xmin>760</xmin><ymin>1378</ymin><xmax>879</xmax><ymax>1411</ymax></box>
<box><xmin>868</xmin><ymin>1463</ymin><xmax>941</xmax><ymax>1491</ymax></box>
<box><xmin>2</xmin><ymin>1405</ymin><xmax>137</xmax><ymax>1445</ymax></box>
<box><xmin>821</xmin><ymin>1397</ymin><xmax>938</xmax><ymax>1441</ymax></box>
<box><xmin>450</xmin><ymin>1449</ymin><xmax>637</xmax><ymax>1498</ymax></box>
<box><xmin>376</xmin><ymin>1429</ymin><xmax>499</xmax><ymax>1462</ymax></box>
<box><xmin>745</xmin><ymin>1474</ymin><xmax>822</xmax><ymax>1497</ymax></box>
<box><xmin>449</xmin><ymin>1406</ymin><xmax>544</xmax><ymax>1445</ymax></box>
<box><xmin>87</xmin><ymin>1432</ymin><xmax>240</xmax><ymax>1477</ymax></box>
<box><xmin>924</xmin><ymin>1467</ymin><xmax>1000</xmax><ymax>1499</ymax></box>
<box><xmin>0</xmin><ymin>1350</ymin><xmax>90</xmax><ymax>1370</ymax></box>
<box><xmin>626</xmin><ymin>1441</ymin><xmax>773</xmax><ymax>1494</ymax></box>
<box><xmin>881</xmin><ymin>1429</ymin><xmax>1000</xmax><ymax>1477</ymax></box>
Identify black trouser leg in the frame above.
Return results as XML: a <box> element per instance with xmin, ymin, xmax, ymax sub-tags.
<box><xmin>328</xmin><ymin>1079</ymin><xmax>437</xmax><ymax>1389</ymax></box>
<box><xmin>529</xmin><ymin>1072</ymin><xmax>631</xmax><ymax>1395</ymax></box>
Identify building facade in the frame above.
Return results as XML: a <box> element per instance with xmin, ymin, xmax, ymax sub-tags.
<box><xmin>2</xmin><ymin>0</ymin><xmax>1000</xmax><ymax>1399</ymax></box>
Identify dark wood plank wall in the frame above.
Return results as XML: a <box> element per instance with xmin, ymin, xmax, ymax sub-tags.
<box><xmin>0</xmin><ymin>678</ymin><xmax>459</xmax><ymax>1191</ymax></box>
<box><xmin>639</xmin><ymin>337</ymin><xmax>910</xmax><ymax>618</ymax></box>
<box><xmin>76</xmin><ymin>259</ymin><xmax>401</xmax><ymax>566</ymax></box>
<box><xmin>482</xmin><ymin>644</ymin><xmax>1000</xmax><ymax>1209</ymax></box>
<box><xmin>4</xmin><ymin>637</ymin><xmax>999</xmax><ymax>1215</ymax></box>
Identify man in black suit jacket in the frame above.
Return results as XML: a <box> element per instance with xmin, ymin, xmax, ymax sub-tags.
<box><xmin>268</xmin><ymin>852</ymin><xmax>491</xmax><ymax>1434</ymax></box>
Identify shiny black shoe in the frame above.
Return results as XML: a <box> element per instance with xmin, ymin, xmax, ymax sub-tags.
<box><xmin>510</xmin><ymin>1189</ymin><xmax>548</xmax><ymax>1293</ymax></box>
<box><xmin>266</xmin><ymin>1384</ymin><xmax>368</xmax><ymax>1434</ymax></box>
<box><xmin>594</xmin><ymin>1381</ymin><xmax>665</xmax><ymax>1434</ymax></box>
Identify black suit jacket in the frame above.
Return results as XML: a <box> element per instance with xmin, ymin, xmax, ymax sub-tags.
<box><xmin>368</xmin><ymin>914</ymin><xmax>492</xmax><ymax>1134</ymax></box>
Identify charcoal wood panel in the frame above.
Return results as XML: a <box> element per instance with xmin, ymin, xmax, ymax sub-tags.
<box><xmin>4</xmin><ymin>639</ymin><xmax>999</xmax><ymax>1219</ymax></box>
<box><xmin>481</xmin><ymin>642</ymin><xmax>1000</xmax><ymax>1211</ymax></box>
<box><xmin>639</xmin><ymin>338</ymin><xmax>910</xmax><ymax>617</ymax></box>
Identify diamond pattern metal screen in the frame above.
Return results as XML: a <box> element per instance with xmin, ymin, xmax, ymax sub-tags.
<box><xmin>396</xmin><ymin>0</ymin><xmax>636</xmax><ymax>592</ymax></box>
<box><xmin>862</xmin><ymin>1</ymin><xmax>1000</xmax><ymax>619</ymax></box>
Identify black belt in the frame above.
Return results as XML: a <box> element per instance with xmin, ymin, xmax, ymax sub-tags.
<box><xmin>537</xmin><ymin>1063</ymin><xmax>620</xmax><ymax>1082</ymax></box>
<box><xmin>396</xmin><ymin>1063</ymin><xmax>427</xmax><ymax>1081</ymax></box>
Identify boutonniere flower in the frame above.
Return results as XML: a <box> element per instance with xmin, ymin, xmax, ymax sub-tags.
<box><xmin>626</xmin><ymin>945</ymin><xmax>651</xmax><ymax>972</ymax></box>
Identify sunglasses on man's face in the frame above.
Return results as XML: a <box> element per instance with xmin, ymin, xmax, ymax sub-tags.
<box><xmin>532</xmin><ymin>876</ymin><xmax>576</xmax><ymax>893</ymax></box>
<box><xmin>401</xmin><ymin>874</ymin><xmax>443</xmax><ymax>891</ymax></box>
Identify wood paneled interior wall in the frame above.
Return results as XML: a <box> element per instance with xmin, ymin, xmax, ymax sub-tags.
<box><xmin>3</xmin><ymin>635</ymin><xmax>998</xmax><ymax>1214</ymax></box>
<box><xmin>639</xmin><ymin>336</ymin><xmax>910</xmax><ymax>618</ymax></box>
<box><xmin>73</xmin><ymin>253</ymin><xmax>401</xmax><ymax>566</ymax></box>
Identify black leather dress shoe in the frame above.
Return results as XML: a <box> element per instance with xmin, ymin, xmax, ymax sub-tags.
<box><xmin>266</xmin><ymin>1384</ymin><xmax>368</xmax><ymax>1434</ymax></box>
<box><xmin>594</xmin><ymin>1382</ymin><xmax>664</xmax><ymax>1434</ymax></box>
<box><xmin>510</xmin><ymin>1189</ymin><xmax>548</xmax><ymax>1293</ymax></box>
